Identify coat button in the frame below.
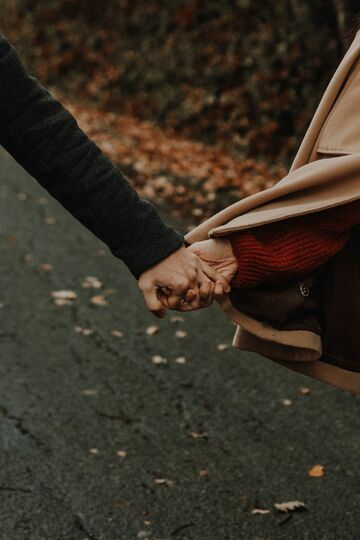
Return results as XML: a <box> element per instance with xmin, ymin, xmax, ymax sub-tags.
<box><xmin>300</xmin><ymin>283</ymin><xmax>310</xmax><ymax>297</ymax></box>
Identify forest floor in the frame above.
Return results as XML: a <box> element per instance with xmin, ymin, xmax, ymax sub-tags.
<box><xmin>56</xmin><ymin>93</ymin><xmax>287</xmax><ymax>229</ymax></box>
<box><xmin>0</xmin><ymin>149</ymin><xmax>359</xmax><ymax>539</ymax></box>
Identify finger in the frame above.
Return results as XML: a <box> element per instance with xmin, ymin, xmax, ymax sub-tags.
<box><xmin>198</xmin><ymin>280</ymin><xmax>214</xmax><ymax>301</ymax></box>
<box><xmin>142</xmin><ymin>285</ymin><xmax>167</xmax><ymax>314</ymax></box>
<box><xmin>165</xmin><ymin>294</ymin><xmax>185</xmax><ymax>310</ymax></box>
<box><xmin>214</xmin><ymin>280</ymin><xmax>226</xmax><ymax>296</ymax></box>
<box><xmin>184</xmin><ymin>288</ymin><xmax>197</xmax><ymax>303</ymax></box>
<box><xmin>200</xmin><ymin>260</ymin><xmax>231</xmax><ymax>292</ymax></box>
<box><xmin>157</xmin><ymin>289</ymin><xmax>198</xmax><ymax>311</ymax></box>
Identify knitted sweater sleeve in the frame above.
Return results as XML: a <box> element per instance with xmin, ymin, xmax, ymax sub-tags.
<box><xmin>229</xmin><ymin>198</ymin><xmax>360</xmax><ymax>288</ymax></box>
<box><xmin>0</xmin><ymin>33</ymin><xmax>184</xmax><ymax>279</ymax></box>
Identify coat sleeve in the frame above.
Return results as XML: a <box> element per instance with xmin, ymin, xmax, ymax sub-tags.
<box><xmin>0</xmin><ymin>33</ymin><xmax>184</xmax><ymax>279</ymax></box>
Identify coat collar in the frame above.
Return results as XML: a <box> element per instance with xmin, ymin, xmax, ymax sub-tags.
<box><xmin>290</xmin><ymin>29</ymin><xmax>360</xmax><ymax>171</ymax></box>
<box><xmin>185</xmin><ymin>30</ymin><xmax>360</xmax><ymax>244</ymax></box>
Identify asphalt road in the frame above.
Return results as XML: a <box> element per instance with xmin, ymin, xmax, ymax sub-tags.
<box><xmin>0</xmin><ymin>151</ymin><xmax>359</xmax><ymax>540</ymax></box>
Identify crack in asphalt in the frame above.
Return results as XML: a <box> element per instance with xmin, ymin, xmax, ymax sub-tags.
<box><xmin>0</xmin><ymin>404</ymin><xmax>48</xmax><ymax>450</ymax></box>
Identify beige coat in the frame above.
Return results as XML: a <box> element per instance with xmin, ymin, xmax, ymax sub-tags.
<box><xmin>185</xmin><ymin>29</ymin><xmax>360</xmax><ymax>393</ymax></box>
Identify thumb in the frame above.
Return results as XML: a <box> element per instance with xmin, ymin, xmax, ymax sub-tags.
<box><xmin>142</xmin><ymin>286</ymin><xmax>167</xmax><ymax>318</ymax></box>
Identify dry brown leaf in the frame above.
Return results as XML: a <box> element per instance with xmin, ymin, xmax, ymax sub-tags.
<box><xmin>251</xmin><ymin>508</ymin><xmax>271</xmax><ymax>515</ymax></box>
<box><xmin>154</xmin><ymin>478</ymin><xmax>175</xmax><ymax>486</ymax></box>
<box><xmin>90</xmin><ymin>295</ymin><xmax>108</xmax><ymax>306</ymax></box>
<box><xmin>274</xmin><ymin>501</ymin><xmax>306</xmax><ymax>513</ymax></box>
<box><xmin>170</xmin><ymin>316</ymin><xmax>184</xmax><ymax>323</ymax></box>
<box><xmin>83</xmin><ymin>389</ymin><xmax>98</xmax><ymax>396</ymax></box>
<box><xmin>199</xmin><ymin>469</ymin><xmax>209</xmax><ymax>477</ymax></box>
<box><xmin>45</xmin><ymin>217</ymin><xmax>56</xmax><ymax>225</ymax></box>
<box><xmin>82</xmin><ymin>276</ymin><xmax>103</xmax><ymax>289</ymax></box>
<box><xmin>299</xmin><ymin>386</ymin><xmax>311</xmax><ymax>395</ymax></box>
<box><xmin>111</xmin><ymin>330</ymin><xmax>124</xmax><ymax>338</ymax></box>
<box><xmin>38</xmin><ymin>263</ymin><xmax>53</xmax><ymax>272</ymax></box>
<box><xmin>146</xmin><ymin>325</ymin><xmax>160</xmax><ymax>336</ymax></box>
<box><xmin>74</xmin><ymin>326</ymin><xmax>95</xmax><ymax>336</ymax></box>
<box><xmin>51</xmin><ymin>290</ymin><xmax>77</xmax><ymax>306</ymax></box>
<box><xmin>308</xmin><ymin>464</ymin><xmax>325</xmax><ymax>478</ymax></box>
<box><xmin>23</xmin><ymin>254</ymin><xmax>33</xmax><ymax>263</ymax></box>
<box><xmin>152</xmin><ymin>355</ymin><xmax>168</xmax><ymax>365</ymax></box>
<box><xmin>189</xmin><ymin>431</ymin><xmax>208</xmax><ymax>439</ymax></box>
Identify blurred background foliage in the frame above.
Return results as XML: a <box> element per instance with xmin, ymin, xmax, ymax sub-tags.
<box><xmin>1</xmin><ymin>1</ymin><xmax>360</xmax><ymax>220</ymax></box>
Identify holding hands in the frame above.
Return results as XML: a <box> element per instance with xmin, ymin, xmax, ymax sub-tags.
<box><xmin>138</xmin><ymin>239</ymin><xmax>238</xmax><ymax>317</ymax></box>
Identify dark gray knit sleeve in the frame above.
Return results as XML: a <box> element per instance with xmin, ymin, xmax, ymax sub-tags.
<box><xmin>0</xmin><ymin>33</ymin><xmax>184</xmax><ymax>278</ymax></box>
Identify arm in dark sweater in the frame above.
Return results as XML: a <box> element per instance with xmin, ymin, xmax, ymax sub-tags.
<box><xmin>0</xmin><ymin>33</ymin><xmax>184</xmax><ymax>278</ymax></box>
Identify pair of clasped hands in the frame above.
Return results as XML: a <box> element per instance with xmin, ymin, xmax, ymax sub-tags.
<box><xmin>138</xmin><ymin>239</ymin><xmax>239</xmax><ymax>318</ymax></box>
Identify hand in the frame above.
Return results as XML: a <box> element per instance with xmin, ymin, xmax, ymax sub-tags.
<box><xmin>156</xmin><ymin>238</ymin><xmax>238</xmax><ymax>313</ymax></box>
<box><xmin>138</xmin><ymin>246</ymin><xmax>230</xmax><ymax>318</ymax></box>
<box><xmin>188</xmin><ymin>238</ymin><xmax>239</xmax><ymax>285</ymax></box>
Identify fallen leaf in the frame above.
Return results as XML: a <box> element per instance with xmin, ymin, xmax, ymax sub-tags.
<box><xmin>189</xmin><ymin>431</ymin><xmax>208</xmax><ymax>439</ymax></box>
<box><xmin>217</xmin><ymin>343</ymin><xmax>229</xmax><ymax>351</ymax></box>
<box><xmin>299</xmin><ymin>386</ymin><xmax>311</xmax><ymax>395</ymax></box>
<box><xmin>51</xmin><ymin>290</ymin><xmax>77</xmax><ymax>306</ymax></box>
<box><xmin>82</xmin><ymin>276</ymin><xmax>103</xmax><ymax>289</ymax></box>
<box><xmin>175</xmin><ymin>330</ymin><xmax>187</xmax><ymax>338</ymax></box>
<box><xmin>154</xmin><ymin>478</ymin><xmax>175</xmax><ymax>486</ymax></box>
<box><xmin>44</xmin><ymin>217</ymin><xmax>56</xmax><ymax>225</ymax></box>
<box><xmin>251</xmin><ymin>508</ymin><xmax>271</xmax><ymax>515</ymax></box>
<box><xmin>22</xmin><ymin>254</ymin><xmax>33</xmax><ymax>263</ymax></box>
<box><xmin>112</xmin><ymin>330</ymin><xmax>124</xmax><ymax>338</ymax></box>
<box><xmin>175</xmin><ymin>356</ymin><xmax>186</xmax><ymax>364</ymax></box>
<box><xmin>38</xmin><ymin>263</ymin><xmax>53</xmax><ymax>272</ymax></box>
<box><xmin>74</xmin><ymin>326</ymin><xmax>95</xmax><ymax>336</ymax></box>
<box><xmin>89</xmin><ymin>448</ymin><xmax>99</xmax><ymax>455</ymax></box>
<box><xmin>116</xmin><ymin>450</ymin><xmax>127</xmax><ymax>458</ymax></box>
<box><xmin>146</xmin><ymin>325</ymin><xmax>160</xmax><ymax>336</ymax></box>
<box><xmin>152</xmin><ymin>355</ymin><xmax>168</xmax><ymax>365</ymax></box>
<box><xmin>199</xmin><ymin>469</ymin><xmax>209</xmax><ymax>477</ymax></box>
<box><xmin>274</xmin><ymin>501</ymin><xmax>307</xmax><ymax>513</ymax></box>
<box><xmin>90</xmin><ymin>295</ymin><xmax>108</xmax><ymax>306</ymax></box>
<box><xmin>83</xmin><ymin>389</ymin><xmax>98</xmax><ymax>396</ymax></box>
<box><xmin>170</xmin><ymin>316</ymin><xmax>184</xmax><ymax>323</ymax></box>
<box><xmin>308</xmin><ymin>464</ymin><xmax>325</xmax><ymax>478</ymax></box>
<box><xmin>282</xmin><ymin>399</ymin><xmax>292</xmax><ymax>406</ymax></box>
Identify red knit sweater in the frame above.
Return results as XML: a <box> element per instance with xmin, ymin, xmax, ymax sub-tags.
<box><xmin>229</xmin><ymin>199</ymin><xmax>360</xmax><ymax>288</ymax></box>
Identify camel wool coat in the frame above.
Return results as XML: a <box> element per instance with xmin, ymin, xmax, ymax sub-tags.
<box><xmin>185</xmin><ymin>29</ymin><xmax>360</xmax><ymax>393</ymax></box>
